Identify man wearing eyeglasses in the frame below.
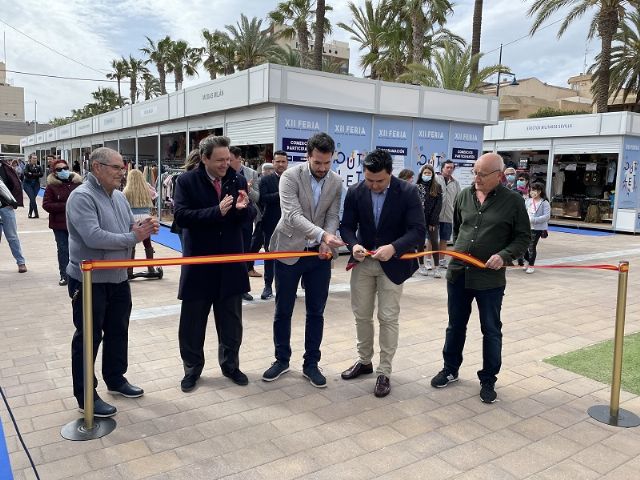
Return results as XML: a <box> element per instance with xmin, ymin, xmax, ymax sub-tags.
<box><xmin>430</xmin><ymin>152</ymin><xmax>530</xmax><ymax>404</ymax></box>
<box><xmin>65</xmin><ymin>147</ymin><xmax>159</xmax><ymax>418</ymax></box>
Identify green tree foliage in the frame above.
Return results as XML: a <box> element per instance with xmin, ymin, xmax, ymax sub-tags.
<box><xmin>141</xmin><ymin>36</ymin><xmax>173</xmax><ymax>95</ymax></box>
<box><xmin>528</xmin><ymin>107</ymin><xmax>589</xmax><ymax>118</ymax></box>
<box><xmin>226</xmin><ymin>14</ymin><xmax>283</xmax><ymax>70</ymax></box>
<box><xmin>167</xmin><ymin>40</ymin><xmax>203</xmax><ymax>91</ymax></box>
<box><xmin>202</xmin><ymin>29</ymin><xmax>236</xmax><ymax>79</ymax></box>
<box><xmin>106</xmin><ymin>58</ymin><xmax>128</xmax><ymax>107</ymax></box>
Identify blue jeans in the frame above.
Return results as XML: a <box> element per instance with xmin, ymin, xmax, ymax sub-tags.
<box><xmin>22</xmin><ymin>180</ymin><xmax>40</xmax><ymax>217</ymax></box>
<box><xmin>443</xmin><ymin>274</ymin><xmax>505</xmax><ymax>385</ymax></box>
<box><xmin>0</xmin><ymin>206</ymin><xmax>25</xmax><ymax>265</ymax></box>
<box><xmin>53</xmin><ymin>229</ymin><xmax>69</xmax><ymax>278</ymax></box>
<box><xmin>273</xmin><ymin>255</ymin><xmax>331</xmax><ymax>367</ymax></box>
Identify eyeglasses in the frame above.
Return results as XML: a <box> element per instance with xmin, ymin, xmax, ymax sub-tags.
<box><xmin>471</xmin><ymin>169</ymin><xmax>501</xmax><ymax>178</ymax></box>
<box><xmin>55</xmin><ymin>167</ymin><xmax>69</xmax><ymax>172</ymax></box>
<box><xmin>98</xmin><ymin>162</ymin><xmax>126</xmax><ymax>172</ymax></box>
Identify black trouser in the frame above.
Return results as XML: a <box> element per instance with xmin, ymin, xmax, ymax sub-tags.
<box><xmin>263</xmin><ymin>227</ymin><xmax>275</xmax><ymax>288</ymax></box>
<box><xmin>68</xmin><ymin>277</ymin><xmax>132</xmax><ymax>403</ymax></box>
<box><xmin>524</xmin><ymin>230</ymin><xmax>544</xmax><ymax>266</ymax></box>
<box><xmin>178</xmin><ymin>294</ymin><xmax>243</xmax><ymax>378</ymax></box>
<box><xmin>23</xmin><ymin>179</ymin><xmax>39</xmax><ymax>217</ymax></box>
<box><xmin>247</xmin><ymin>220</ymin><xmax>264</xmax><ymax>270</ymax></box>
<box><xmin>53</xmin><ymin>229</ymin><xmax>69</xmax><ymax>278</ymax></box>
<box><xmin>418</xmin><ymin>226</ymin><xmax>440</xmax><ymax>266</ymax></box>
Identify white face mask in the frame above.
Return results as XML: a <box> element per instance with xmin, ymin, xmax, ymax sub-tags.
<box><xmin>421</xmin><ymin>174</ymin><xmax>432</xmax><ymax>182</ymax></box>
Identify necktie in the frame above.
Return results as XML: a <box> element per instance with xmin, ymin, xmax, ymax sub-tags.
<box><xmin>213</xmin><ymin>178</ymin><xmax>221</xmax><ymax>198</ymax></box>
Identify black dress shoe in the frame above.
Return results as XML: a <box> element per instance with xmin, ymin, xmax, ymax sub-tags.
<box><xmin>341</xmin><ymin>361</ymin><xmax>374</xmax><ymax>380</ymax></box>
<box><xmin>181</xmin><ymin>375</ymin><xmax>199</xmax><ymax>392</ymax></box>
<box><xmin>108</xmin><ymin>381</ymin><xmax>144</xmax><ymax>398</ymax></box>
<box><xmin>242</xmin><ymin>292</ymin><xmax>253</xmax><ymax>301</ymax></box>
<box><xmin>374</xmin><ymin>375</ymin><xmax>391</xmax><ymax>398</ymax></box>
<box><xmin>260</xmin><ymin>285</ymin><xmax>273</xmax><ymax>300</ymax></box>
<box><xmin>78</xmin><ymin>396</ymin><xmax>117</xmax><ymax>418</ymax></box>
<box><xmin>223</xmin><ymin>369</ymin><xmax>249</xmax><ymax>386</ymax></box>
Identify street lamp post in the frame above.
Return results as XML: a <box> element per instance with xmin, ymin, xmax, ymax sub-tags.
<box><xmin>495</xmin><ymin>44</ymin><xmax>519</xmax><ymax>97</ymax></box>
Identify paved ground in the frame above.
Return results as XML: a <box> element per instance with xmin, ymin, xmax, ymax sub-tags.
<box><xmin>1</xmin><ymin>197</ymin><xmax>640</xmax><ymax>479</ymax></box>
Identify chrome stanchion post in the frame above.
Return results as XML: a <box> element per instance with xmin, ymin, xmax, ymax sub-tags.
<box><xmin>61</xmin><ymin>264</ymin><xmax>117</xmax><ymax>440</ymax></box>
<box><xmin>588</xmin><ymin>261</ymin><xmax>640</xmax><ymax>427</ymax></box>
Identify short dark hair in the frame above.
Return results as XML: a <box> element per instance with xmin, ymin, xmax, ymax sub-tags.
<box><xmin>199</xmin><ymin>135</ymin><xmax>230</xmax><ymax>159</ymax></box>
<box><xmin>398</xmin><ymin>168</ymin><xmax>414</xmax><ymax>181</ymax></box>
<box><xmin>441</xmin><ymin>159</ymin><xmax>454</xmax><ymax>168</ymax></box>
<box><xmin>530</xmin><ymin>182</ymin><xmax>547</xmax><ymax>200</ymax></box>
<box><xmin>307</xmin><ymin>132</ymin><xmax>335</xmax><ymax>156</ymax></box>
<box><xmin>363</xmin><ymin>149</ymin><xmax>393</xmax><ymax>174</ymax></box>
<box><xmin>273</xmin><ymin>150</ymin><xmax>287</xmax><ymax>157</ymax></box>
<box><xmin>517</xmin><ymin>172</ymin><xmax>530</xmax><ymax>181</ymax></box>
<box><xmin>229</xmin><ymin>146</ymin><xmax>242</xmax><ymax>158</ymax></box>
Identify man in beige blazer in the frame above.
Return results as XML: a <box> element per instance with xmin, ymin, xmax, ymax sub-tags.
<box><xmin>262</xmin><ymin>132</ymin><xmax>344</xmax><ymax>388</ymax></box>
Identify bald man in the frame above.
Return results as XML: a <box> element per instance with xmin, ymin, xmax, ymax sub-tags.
<box><xmin>431</xmin><ymin>153</ymin><xmax>530</xmax><ymax>403</ymax></box>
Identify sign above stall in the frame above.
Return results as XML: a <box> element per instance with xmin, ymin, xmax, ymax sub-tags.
<box><xmin>375</xmin><ymin>117</ymin><xmax>412</xmax><ymax>176</ymax></box>
<box><xmin>277</xmin><ymin>105</ymin><xmax>328</xmax><ymax>163</ymax></box>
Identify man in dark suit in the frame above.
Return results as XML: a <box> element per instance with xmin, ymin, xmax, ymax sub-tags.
<box><xmin>174</xmin><ymin>135</ymin><xmax>256</xmax><ymax>393</ymax></box>
<box><xmin>339</xmin><ymin>149</ymin><xmax>426</xmax><ymax>397</ymax></box>
<box><xmin>258</xmin><ymin>151</ymin><xmax>288</xmax><ymax>300</ymax></box>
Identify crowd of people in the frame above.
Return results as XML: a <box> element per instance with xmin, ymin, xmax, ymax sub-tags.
<box><xmin>0</xmin><ymin>133</ymin><xmax>551</xmax><ymax>417</ymax></box>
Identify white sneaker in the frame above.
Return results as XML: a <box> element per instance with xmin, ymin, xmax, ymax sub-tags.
<box><xmin>433</xmin><ymin>268</ymin><xmax>442</xmax><ymax>278</ymax></box>
<box><xmin>418</xmin><ymin>265</ymin><xmax>430</xmax><ymax>276</ymax></box>
<box><xmin>525</xmin><ymin>267</ymin><xmax>535</xmax><ymax>274</ymax></box>
<box><xmin>439</xmin><ymin>259</ymin><xmax>447</xmax><ymax>269</ymax></box>
<box><xmin>425</xmin><ymin>259</ymin><xmax>433</xmax><ymax>271</ymax></box>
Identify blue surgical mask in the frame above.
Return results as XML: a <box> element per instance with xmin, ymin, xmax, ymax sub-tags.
<box><xmin>506</xmin><ymin>174</ymin><xmax>516</xmax><ymax>183</ymax></box>
<box><xmin>421</xmin><ymin>174</ymin><xmax>432</xmax><ymax>182</ymax></box>
<box><xmin>57</xmin><ymin>169</ymin><xmax>71</xmax><ymax>180</ymax></box>
<box><xmin>517</xmin><ymin>180</ymin><xmax>526</xmax><ymax>188</ymax></box>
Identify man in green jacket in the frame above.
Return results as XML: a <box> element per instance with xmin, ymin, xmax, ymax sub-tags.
<box><xmin>430</xmin><ymin>152</ymin><xmax>530</xmax><ymax>404</ymax></box>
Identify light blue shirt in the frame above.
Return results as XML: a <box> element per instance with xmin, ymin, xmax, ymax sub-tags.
<box><xmin>308</xmin><ymin>164</ymin><xmax>326</xmax><ymax>246</ymax></box>
<box><xmin>371</xmin><ymin>188</ymin><xmax>388</xmax><ymax>228</ymax></box>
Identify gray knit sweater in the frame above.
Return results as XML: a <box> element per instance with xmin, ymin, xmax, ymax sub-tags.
<box><xmin>66</xmin><ymin>173</ymin><xmax>137</xmax><ymax>283</ymax></box>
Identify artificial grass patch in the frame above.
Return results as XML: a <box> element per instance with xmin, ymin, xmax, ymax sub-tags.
<box><xmin>545</xmin><ymin>332</ymin><xmax>640</xmax><ymax>396</ymax></box>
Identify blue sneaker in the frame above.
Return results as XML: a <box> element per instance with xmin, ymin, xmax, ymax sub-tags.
<box><xmin>302</xmin><ymin>365</ymin><xmax>327</xmax><ymax>388</ymax></box>
<box><xmin>262</xmin><ymin>361</ymin><xmax>289</xmax><ymax>382</ymax></box>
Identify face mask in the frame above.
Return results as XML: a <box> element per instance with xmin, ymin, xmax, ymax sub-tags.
<box><xmin>421</xmin><ymin>174</ymin><xmax>432</xmax><ymax>182</ymax></box>
<box><xmin>57</xmin><ymin>169</ymin><xmax>71</xmax><ymax>180</ymax></box>
<box><xmin>516</xmin><ymin>180</ymin><xmax>526</xmax><ymax>188</ymax></box>
<box><xmin>506</xmin><ymin>175</ymin><xmax>516</xmax><ymax>183</ymax></box>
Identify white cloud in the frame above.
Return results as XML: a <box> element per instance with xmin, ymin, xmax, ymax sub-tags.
<box><xmin>2</xmin><ymin>0</ymin><xmax>609</xmax><ymax>123</ymax></box>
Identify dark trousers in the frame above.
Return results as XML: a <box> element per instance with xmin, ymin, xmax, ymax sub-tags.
<box><xmin>23</xmin><ymin>180</ymin><xmax>39</xmax><ymax>217</ymax></box>
<box><xmin>263</xmin><ymin>228</ymin><xmax>274</xmax><ymax>288</ymax></box>
<box><xmin>178</xmin><ymin>294</ymin><xmax>243</xmax><ymax>378</ymax></box>
<box><xmin>248</xmin><ymin>220</ymin><xmax>264</xmax><ymax>270</ymax></box>
<box><xmin>68</xmin><ymin>277</ymin><xmax>132</xmax><ymax>403</ymax></box>
<box><xmin>443</xmin><ymin>274</ymin><xmax>505</xmax><ymax>385</ymax></box>
<box><xmin>53</xmin><ymin>229</ymin><xmax>69</xmax><ymax>278</ymax></box>
<box><xmin>242</xmin><ymin>222</ymin><xmax>253</xmax><ymax>270</ymax></box>
<box><xmin>273</xmin><ymin>255</ymin><xmax>331</xmax><ymax>367</ymax></box>
<box><xmin>418</xmin><ymin>226</ymin><xmax>440</xmax><ymax>265</ymax></box>
<box><xmin>524</xmin><ymin>230</ymin><xmax>544</xmax><ymax>266</ymax></box>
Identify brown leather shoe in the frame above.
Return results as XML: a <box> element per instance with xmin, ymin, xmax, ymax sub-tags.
<box><xmin>248</xmin><ymin>269</ymin><xmax>262</xmax><ymax>278</ymax></box>
<box><xmin>341</xmin><ymin>361</ymin><xmax>373</xmax><ymax>380</ymax></box>
<box><xmin>374</xmin><ymin>375</ymin><xmax>391</xmax><ymax>397</ymax></box>
<box><xmin>18</xmin><ymin>264</ymin><xmax>27</xmax><ymax>273</ymax></box>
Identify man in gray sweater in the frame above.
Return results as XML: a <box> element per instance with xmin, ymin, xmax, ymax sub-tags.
<box><xmin>66</xmin><ymin>147</ymin><xmax>158</xmax><ymax>417</ymax></box>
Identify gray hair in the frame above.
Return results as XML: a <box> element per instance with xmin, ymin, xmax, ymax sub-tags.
<box><xmin>90</xmin><ymin>147</ymin><xmax>119</xmax><ymax>165</ymax></box>
<box><xmin>199</xmin><ymin>135</ymin><xmax>230</xmax><ymax>159</ymax></box>
<box><xmin>261</xmin><ymin>162</ymin><xmax>274</xmax><ymax>173</ymax></box>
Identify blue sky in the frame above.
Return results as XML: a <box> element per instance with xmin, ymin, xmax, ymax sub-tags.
<box><xmin>1</xmin><ymin>0</ymin><xmax>596</xmax><ymax>123</ymax></box>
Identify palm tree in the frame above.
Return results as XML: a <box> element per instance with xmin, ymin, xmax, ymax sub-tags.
<box><xmin>202</xmin><ymin>29</ymin><xmax>234</xmax><ymax>79</ymax></box>
<box><xmin>399</xmin><ymin>0</ymin><xmax>453</xmax><ymax>65</ymax></box>
<box><xmin>591</xmin><ymin>9</ymin><xmax>640</xmax><ymax>108</ymax></box>
<box><xmin>397</xmin><ymin>42</ymin><xmax>507</xmax><ymax>92</ymax></box>
<box><xmin>141</xmin><ymin>36</ymin><xmax>173</xmax><ymax>95</ymax></box>
<box><xmin>167</xmin><ymin>40</ymin><xmax>203</xmax><ymax>91</ymax></box>
<box><xmin>470</xmin><ymin>0</ymin><xmax>484</xmax><ymax>83</ymax></box>
<box><xmin>226</xmin><ymin>14</ymin><xmax>282</xmax><ymax>70</ymax></box>
<box><xmin>106</xmin><ymin>58</ymin><xmax>128</xmax><ymax>107</ymax></box>
<box><xmin>141</xmin><ymin>73</ymin><xmax>162</xmax><ymax>101</ymax></box>
<box><xmin>337</xmin><ymin>1</ymin><xmax>388</xmax><ymax>79</ymax></box>
<box><xmin>124</xmin><ymin>56</ymin><xmax>149</xmax><ymax>105</ymax></box>
<box><xmin>272</xmin><ymin>45</ymin><xmax>303</xmax><ymax>67</ymax></box>
<box><xmin>313</xmin><ymin>0</ymin><xmax>327</xmax><ymax>70</ymax></box>
<box><xmin>528</xmin><ymin>0</ymin><xmax>631</xmax><ymax>113</ymax></box>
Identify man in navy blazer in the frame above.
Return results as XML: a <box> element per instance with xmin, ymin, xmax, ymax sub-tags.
<box><xmin>174</xmin><ymin>135</ymin><xmax>256</xmax><ymax>393</ymax></box>
<box><xmin>339</xmin><ymin>149</ymin><xmax>426</xmax><ymax>397</ymax></box>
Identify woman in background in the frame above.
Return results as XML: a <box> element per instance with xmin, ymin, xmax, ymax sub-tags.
<box><xmin>416</xmin><ymin>164</ymin><xmax>443</xmax><ymax>278</ymax></box>
<box><xmin>398</xmin><ymin>168</ymin><xmax>414</xmax><ymax>183</ymax></box>
<box><xmin>524</xmin><ymin>183</ymin><xmax>551</xmax><ymax>274</ymax></box>
<box><xmin>23</xmin><ymin>154</ymin><xmax>43</xmax><ymax>218</ymax></box>
<box><xmin>124</xmin><ymin>169</ymin><xmax>159</xmax><ymax>277</ymax></box>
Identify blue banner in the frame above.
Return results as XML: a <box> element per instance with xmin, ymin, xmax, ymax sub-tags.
<box><xmin>412</xmin><ymin>119</ymin><xmax>450</xmax><ymax>175</ymax></box>
<box><xmin>449</xmin><ymin>123</ymin><xmax>484</xmax><ymax>188</ymax></box>
<box><xmin>276</xmin><ymin>106</ymin><xmax>328</xmax><ymax>163</ymax></box>
<box><xmin>329</xmin><ymin>111</ymin><xmax>373</xmax><ymax>190</ymax></box>
<box><xmin>619</xmin><ymin>137</ymin><xmax>640</xmax><ymax>209</ymax></box>
<box><xmin>374</xmin><ymin>117</ymin><xmax>413</xmax><ymax>176</ymax></box>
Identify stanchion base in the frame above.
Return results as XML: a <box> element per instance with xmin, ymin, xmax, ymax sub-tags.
<box><xmin>588</xmin><ymin>405</ymin><xmax>640</xmax><ymax>428</ymax></box>
<box><xmin>61</xmin><ymin>417</ymin><xmax>116</xmax><ymax>441</ymax></box>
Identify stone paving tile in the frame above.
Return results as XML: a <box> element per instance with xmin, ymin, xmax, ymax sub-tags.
<box><xmin>4</xmin><ymin>205</ymin><xmax>640</xmax><ymax>479</ymax></box>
